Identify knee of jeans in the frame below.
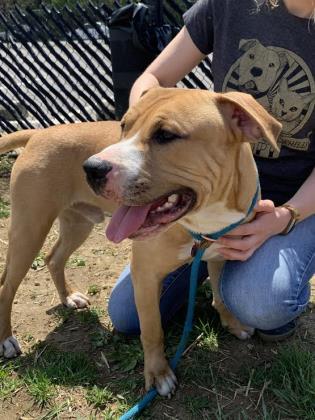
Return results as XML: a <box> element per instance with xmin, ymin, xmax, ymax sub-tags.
<box><xmin>108</xmin><ymin>284</ymin><xmax>140</xmax><ymax>335</ymax></box>
<box><xmin>220</xmin><ymin>278</ymin><xmax>310</xmax><ymax>331</ymax></box>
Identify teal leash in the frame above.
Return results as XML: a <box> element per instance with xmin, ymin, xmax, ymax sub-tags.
<box><xmin>120</xmin><ymin>181</ymin><xmax>260</xmax><ymax>419</ymax></box>
<box><xmin>120</xmin><ymin>247</ymin><xmax>205</xmax><ymax>420</ymax></box>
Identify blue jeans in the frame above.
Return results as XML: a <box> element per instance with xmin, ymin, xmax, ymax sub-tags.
<box><xmin>108</xmin><ymin>216</ymin><xmax>315</xmax><ymax>335</ymax></box>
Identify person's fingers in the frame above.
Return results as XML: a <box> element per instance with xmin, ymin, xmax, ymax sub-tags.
<box><xmin>254</xmin><ymin>199</ymin><xmax>275</xmax><ymax>213</ymax></box>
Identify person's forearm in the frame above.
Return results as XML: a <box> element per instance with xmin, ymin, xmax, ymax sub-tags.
<box><xmin>129</xmin><ymin>73</ymin><xmax>160</xmax><ymax>107</ymax></box>
<box><xmin>285</xmin><ymin>167</ymin><xmax>315</xmax><ymax>221</ymax></box>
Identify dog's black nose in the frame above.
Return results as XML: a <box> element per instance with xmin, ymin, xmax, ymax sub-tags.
<box><xmin>250</xmin><ymin>66</ymin><xmax>263</xmax><ymax>77</ymax></box>
<box><xmin>83</xmin><ymin>157</ymin><xmax>112</xmax><ymax>179</ymax></box>
<box><xmin>83</xmin><ymin>157</ymin><xmax>112</xmax><ymax>193</ymax></box>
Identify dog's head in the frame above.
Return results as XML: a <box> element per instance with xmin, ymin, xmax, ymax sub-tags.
<box><xmin>84</xmin><ymin>87</ymin><xmax>281</xmax><ymax>243</ymax></box>
<box><xmin>238</xmin><ymin>39</ymin><xmax>287</xmax><ymax>93</ymax></box>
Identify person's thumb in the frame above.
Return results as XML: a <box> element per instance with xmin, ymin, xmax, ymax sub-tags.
<box><xmin>254</xmin><ymin>199</ymin><xmax>275</xmax><ymax>213</ymax></box>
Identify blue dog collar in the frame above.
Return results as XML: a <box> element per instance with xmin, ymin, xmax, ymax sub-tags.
<box><xmin>189</xmin><ymin>180</ymin><xmax>260</xmax><ymax>247</ymax></box>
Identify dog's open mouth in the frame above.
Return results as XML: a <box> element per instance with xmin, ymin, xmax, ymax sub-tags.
<box><xmin>106</xmin><ymin>189</ymin><xmax>196</xmax><ymax>243</ymax></box>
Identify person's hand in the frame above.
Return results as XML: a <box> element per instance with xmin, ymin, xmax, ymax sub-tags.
<box><xmin>216</xmin><ymin>200</ymin><xmax>291</xmax><ymax>261</ymax></box>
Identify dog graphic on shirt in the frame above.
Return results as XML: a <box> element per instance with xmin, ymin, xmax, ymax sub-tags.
<box><xmin>222</xmin><ymin>39</ymin><xmax>315</xmax><ymax>158</ymax></box>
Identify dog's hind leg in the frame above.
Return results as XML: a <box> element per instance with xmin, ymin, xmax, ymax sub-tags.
<box><xmin>45</xmin><ymin>208</ymin><xmax>94</xmax><ymax>309</ymax></box>
<box><xmin>0</xmin><ymin>209</ymin><xmax>55</xmax><ymax>358</ymax></box>
<box><xmin>208</xmin><ymin>261</ymin><xmax>255</xmax><ymax>340</ymax></box>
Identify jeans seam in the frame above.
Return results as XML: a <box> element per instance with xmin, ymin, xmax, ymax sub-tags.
<box><xmin>160</xmin><ymin>264</ymin><xmax>191</xmax><ymax>298</ymax></box>
<box><xmin>294</xmin><ymin>251</ymin><xmax>315</xmax><ymax>305</ymax></box>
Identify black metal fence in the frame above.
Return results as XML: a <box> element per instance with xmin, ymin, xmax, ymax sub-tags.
<box><xmin>0</xmin><ymin>1</ymin><xmax>213</xmax><ymax>133</ymax></box>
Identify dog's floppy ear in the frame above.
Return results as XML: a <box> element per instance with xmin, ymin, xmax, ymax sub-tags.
<box><xmin>216</xmin><ymin>92</ymin><xmax>282</xmax><ymax>150</ymax></box>
<box><xmin>239</xmin><ymin>38</ymin><xmax>258</xmax><ymax>52</ymax></box>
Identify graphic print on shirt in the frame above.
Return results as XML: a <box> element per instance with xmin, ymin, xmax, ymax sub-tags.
<box><xmin>222</xmin><ymin>39</ymin><xmax>315</xmax><ymax>158</ymax></box>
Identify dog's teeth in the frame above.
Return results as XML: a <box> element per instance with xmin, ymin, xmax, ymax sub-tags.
<box><xmin>156</xmin><ymin>202</ymin><xmax>174</xmax><ymax>212</ymax></box>
<box><xmin>168</xmin><ymin>194</ymin><xmax>178</xmax><ymax>203</ymax></box>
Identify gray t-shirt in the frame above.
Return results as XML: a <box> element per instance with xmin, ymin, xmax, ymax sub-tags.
<box><xmin>184</xmin><ymin>0</ymin><xmax>315</xmax><ymax>205</ymax></box>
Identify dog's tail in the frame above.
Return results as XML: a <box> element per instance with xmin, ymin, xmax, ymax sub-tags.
<box><xmin>0</xmin><ymin>129</ymin><xmax>40</xmax><ymax>154</ymax></box>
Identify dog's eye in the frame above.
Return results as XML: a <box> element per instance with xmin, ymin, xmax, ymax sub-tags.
<box><xmin>152</xmin><ymin>129</ymin><xmax>179</xmax><ymax>144</ymax></box>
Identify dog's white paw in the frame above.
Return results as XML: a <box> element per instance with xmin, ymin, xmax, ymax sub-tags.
<box><xmin>0</xmin><ymin>336</ymin><xmax>22</xmax><ymax>358</ymax></box>
<box><xmin>155</xmin><ymin>369</ymin><xmax>178</xmax><ymax>398</ymax></box>
<box><xmin>237</xmin><ymin>327</ymin><xmax>255</xmax><ymax>340</ymax></box>
<box><xmin>65</xmin><ymin>292</ymin><xmax>90</xmax><ymax>309</ymax></box>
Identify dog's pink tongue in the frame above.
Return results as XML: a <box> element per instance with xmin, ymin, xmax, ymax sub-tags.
<box><xmin>106</xmin><ymin>204</ymin><xmax>152</xmax><ymax>243</ymax></box>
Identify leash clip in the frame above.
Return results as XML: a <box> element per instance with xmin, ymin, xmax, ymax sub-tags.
<box><xmin>191</xmin><ymin>237</ymin><xmax>215</xmax><ymax>257</ymax></box>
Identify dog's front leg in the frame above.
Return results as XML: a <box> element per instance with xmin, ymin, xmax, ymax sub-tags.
<box><xmin>131</xmin><ymin>241</ymin><xmax>180</xmax><ymax>397</ymax></box>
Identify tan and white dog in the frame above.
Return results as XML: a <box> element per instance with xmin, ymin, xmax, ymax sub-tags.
<box><xmin>0</xmin><ymin>87</ymin><xmax>281</xmax><ymax>397</ymax></box>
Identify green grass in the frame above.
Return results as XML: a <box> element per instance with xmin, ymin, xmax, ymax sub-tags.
<box><xmin>89</xmin><ymin>329</ymin><xmax>112</xmax><ymax>350</ymax></box>
<box><xmin>0</xmin><ymin>198</ymin><xmax>10</xmax><ymax>218</ymax></box>
<box><xmin>54</xmin><ymin>306</ymin><xmax>73</xmax><ymax>323</ymax></box>
<box><xmin>180</xmin><ymin>319</ymin><xmax>223</xmax><ymax>388</ymax></box>
<box><xmin>31</xmin><ymin>252</ymin><xmax>46</xmax><ymax>270</ymax></box>
<box><xmin>77</xmin><ymin>307</ymin><xmax>105</xmax><ymax>324</ymax></box>
<box><xmin>16</xmin><ymin>345</ymin><xmax>97</xmax><ymax>406</ymax></box>
<box><xmin>109</xmin><ymin>375</ymin><xmax>143</xmax><ymax>395</ymax></box>
<box><xmin>9</xmin><ymin>339</ymin><xmax>144</xmax><ymax>413</ymax></box>
<box><xmin>86</xmin><ymin>385</ymin><xmax>114</xmax><ymax>409</ymax></box>
<box><xmin>2</xmin><ymin>336</ymin><xmax>314</xmax><ymax>419</ymax></box>
<box><xmin>69</xmin><ymin>256</ymin><xmax>86</xmax><ymax>267</ymax></box>
<box><xmin>22</xmin><ymin>333</ymin><xmax>35</xmax><ymax>343</ymax></box>
<box><xmin>108</xmin><ymin>336</ymin><xmax>143</xmax><ymax>373</ymax></box>
<box><xmin>54</xmin><ymin>306</ymin><xmax>104</xmax><ymax>325</ymax></box>
<box><xmin>185</xmin><ymin>395</ymin><xmax>211</xmax><ymax>415</ymax></box>
<box><xmin>38</xmin><ymin>402</ymin><xmax>68</xmax><ymax>420</ymax></box>
<box><xmin>248</xmin><ymin>344</ymin><xmax>315</xmax><ymax>419</ymax></box>
<box><xmin>1</xmin><ymin>282</ymin><xmax>314</xmax><ymax>419</ymax></box>
<box><xmin>34</xmin><ymin>349</ymin><xmax>96</xmax><ymax>385</ymax></box>
<box><xmin>96</xmin><ymin>376</ymin><xmax>143</xmax><ymax>418</ymax></box>
<box><xmin>0</xmin><ymin>363</ymin><xmax>21</xmax><ymax>399</ymax></box>
<box><xmin>87</xmin><ymin>284</ymin><xmax>101</xmax><ymax>295</ymax></box>
<box><xmin>24</xmin><ymin>369</ymin><xmax>56</xmax><ymax>406</ymax></box>
<box><xmin>196</xmin><ymin>319</ymin><xmax>220</xmax><ymax>351</ymax></box>
<box><xmin>0</xmin><ymin>154</ymin><xmax>14</xmax><ymax>177</ymax></box>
